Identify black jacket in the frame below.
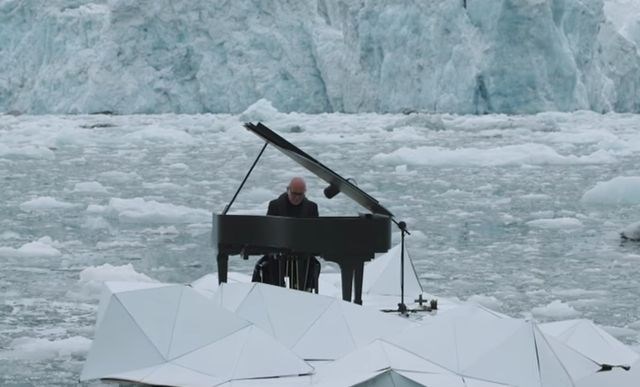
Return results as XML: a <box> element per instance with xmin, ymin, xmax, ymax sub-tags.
<box><xmin>267</xmin><ymin>193</ymin><xmax>318</xmax><ymax>218</ymax></box>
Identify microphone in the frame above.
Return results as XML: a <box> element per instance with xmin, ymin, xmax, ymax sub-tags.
<box><xmin>324</xmin><ymin>183</ymin><xmax>340</xmax><ymax>199</ymax></box>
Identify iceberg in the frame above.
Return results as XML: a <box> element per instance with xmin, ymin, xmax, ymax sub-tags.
<box><xmin>0</xmin><ymin>0</ymin><xmax>638</xmax><ymax>114</ymax></box>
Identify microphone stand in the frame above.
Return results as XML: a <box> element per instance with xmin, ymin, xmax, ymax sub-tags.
<box><xmin>392</xmin><ymin>219</ymin><xmax>410</xmax><ymax>315</ymax></box>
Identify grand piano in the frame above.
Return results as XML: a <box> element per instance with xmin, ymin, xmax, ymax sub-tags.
<box><xmin>213</xmin><ymin>123</ymin><xmax>394</xmax><ymax>304</ymax></box>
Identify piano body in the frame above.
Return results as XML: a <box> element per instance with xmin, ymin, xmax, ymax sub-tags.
<box><xmin>213</xmin><ymin>123</ymin><xmax>394</xmax><ymax>304</ymax></box>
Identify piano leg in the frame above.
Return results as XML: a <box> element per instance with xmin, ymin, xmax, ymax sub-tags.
<box><xmin>353</xmin><ymin>261</ymin><xmax>364</xmax><ymax>305</ymax></box>
<box><xmin>217</xmin><ymin>253</ymin><xmax>228</xmax><ymax>284</ymax></box>
<box><xmin>339</xmin><ymin>262</ymin><xmax>354</xmax><ymax>302</ymax></box>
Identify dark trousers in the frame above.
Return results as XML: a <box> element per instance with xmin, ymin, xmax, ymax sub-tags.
<box><xmin>252</xmin><ymin>254</ymin><xmax>320</xmax><ymax>293</ymax></box>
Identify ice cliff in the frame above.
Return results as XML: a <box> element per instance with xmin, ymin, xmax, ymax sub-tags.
<box><xmin>0</xmin><ymin>0</ymin><xmax>639</xmax><ymax>114</ymax></box>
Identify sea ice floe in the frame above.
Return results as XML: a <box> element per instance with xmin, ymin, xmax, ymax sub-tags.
<box><xmin>532</xmin><ymin>300</ymin><xmax>581</xmax><ymax>319</ymax></box>
<box><xmin>0</xmin><ymin>336</ymin><xmax>91</xmax><ymax>361</ymax></box>
<box><xmin>582</xmin><ymin>176</ymin><xmax>640</xmax><ymax>205</ymax></box>
<box><xmin>0</xmin><ymin>237</ymin><xmax>62</xmax><ymax>258</ymax></box>
<box><xmin>107</xmin><ymin>197</ymin><xmax>210</xmax><ymax>224</ymax></box>
<box><xmin>371</xmin><ymin>143</ymin><xmax>615</xmax><ymax>167</ymax></box>
<box><xmin>73</xmin><ymin>181</ymin><xmax>108</xmax><ymax>193</ymax></box>
<box><xmin>526</xmin><ymin>217</ymin><xmax>584</xmax><ymax>229</ymax></box>
<box><xmin>19</xmin><ymin>196</ymin><xmax>78</xmax><ymax>211</ymax></box>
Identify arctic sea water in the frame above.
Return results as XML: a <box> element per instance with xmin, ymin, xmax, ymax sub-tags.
<box><xmin>1</xmin><ymin>107</ymin><xmax>640</xmax><ymax>385</ymax></box>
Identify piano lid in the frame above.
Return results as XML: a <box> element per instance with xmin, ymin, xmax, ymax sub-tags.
<box><xmin>244</xmin><ymin>122</ymin><xmax>393</xmax><ymax>217</ymax></box>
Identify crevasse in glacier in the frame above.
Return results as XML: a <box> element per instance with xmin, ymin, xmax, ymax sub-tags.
<box><xmin>0</xmin><ymin>0</ymin><xmax>638</xmax><ymax>114</ymax></box>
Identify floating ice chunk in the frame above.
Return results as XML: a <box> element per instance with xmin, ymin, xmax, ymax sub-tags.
<box><xmin>0</xmin><ymin>231</ymin><xmax>20</xmax><ymax>240</ymax></box>
<box><xmin>73</xmin><ymin>181</ymin><xmax>108</xmax><ymax>193</ymax></box>
<box><xmin>95</xmin><ymin>240</ymin><xmax>145</xmax><ymax>250</ymax></box>
<box><xmin>122</xmin><ymin>127</ymin><xmax>195</xmax><ymax>145</ymax></box>
<box><xmin>372</xmin><ymin>144</ymin><xmax>614</xmax><ymax>167</ymax></box>
<box><xmin>582</xmin><ymin>176</ymin><xmax>640</xmax><ymax>205</ymax></box>
<box><xmin>621</xmin><ymin>221</ymin><xmax>640</xmax><ymax>241</ymax></box>
<box><xmin>0</xmin><ymin>237</ymin><xmax>62</xmax><ymax>258</ymax></box>
<box><xmin>0</xmin><ymin>144</ymin><xmax>55</xmax><ymax>160</ymax></box>
<box><xmin>239</xmin><ymin>98</ymin><xmax>281</xmax><ymax>123</ymax></box>
<box><xmin>108</xmin><ymin>197</ymin><xmax>210</xmax><ymax>224</ymax></box>
<box><xmin>79</xmin><ymin>263</ymin><xmax>156</xmax><ymax>283</ymax></box>
<box><xmin>82</xmin><ymin>216</ymin><xmax>111</xmax><ymax>231</ymax></box>
<box><xmin>526</xmin><ymin>217</ymin><xmax>583</xmax><ymax>229</ymax></box>
<box><xmin>19</xmin><ymin>196</ymin><xmax>77</xmax><ymax>211</ymax></box>
<box><xmin>532</xmin><ymin>300</ymin><xmax>581</xmax><ymax>319</ymax></box>
<box><xmin>98</xmin><ymin>170</ymin><xmax>141</xmax><ymax>183</ymax></box>
<box><xmin>0</xmin><ymin>336</ymin><xmax>91</xmax><ymax>360</ymax></box>
<box><xmin>78</xmin><ymin>263</ymin><xmax>157</xmax><ymax>296</ymax></box>
<box><xmin>142</xmin><ymin>181</ymin><xmax>182</xmax><ymax>191</ymax></box>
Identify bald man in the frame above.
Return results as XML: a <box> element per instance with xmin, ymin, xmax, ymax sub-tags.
<box><xmin>267</xmin><ymin>177</ymin><xmax>318</xmax><ymax>218</ymax></box>
<box><xmin>253</xmin><ymin>177</ymin><xmax>320</xmax><ymax>291</ymax></box>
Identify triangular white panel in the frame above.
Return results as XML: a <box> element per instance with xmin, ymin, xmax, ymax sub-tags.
<box><xmin>541</xmin><ymin>319</ymin><xmax>639</xmax><ymax>366</ymax></box>
<box><xmin>370</xmin><ymin>370</ymin><xmax>425</xmax><ymax>387</ymax></box>
<box><xmin>215</xmin><ymin>282</ymin><xmax>256</xmax><ymax>312</ymax></box>
<box><xmin>99</xmin><ymin>364</ymin><xmax>160</xmax><ymax>384</ymax></box>
<box><xmin>116</xmin><ymin>285</ymin><xmax>184</xmax><ymax>358</ymax></box>
<box><xmin>461</xmin><ymin>322</ymin><xmax>540</xmax><ymax>387</ymax></box>
<box><xmin>142</xmin><ymin>363</ymin><xmax>226</xmax><ymax>387</ymax></box>
<box><xmin>233</xmin><ymin>285</ymin><xmax>276</xmax><ymax>338</ymax></box>
<box><xmin>387</xmin><ymin>319</ymin><xmax>460</xmax><ymax>372</ymax></box>
<box><xmin>105</xmin><ymin>281</ymin><xmax>170</xmax><ymax>294</ymax></box>
<box><xmin>455</xmin><ymin>317</ymin><xmax>524</xmax><ymax>371</ymax></box>
<box><xmin>168</xmin><ymin>286</ymin><xmax>250</xmax><ymax>359</ymax></box>
<box><xmin>542</xmin><ymin>331</ymin><xmax>599</xmax><ymax>381</ymax></box>
<box><xmin>437</xmin><ymin>303</ymin><xmax>509</xmax><ymax>323</ymax></box>
<box><xmin>364</xmin><ymin>244</ymin><xmax>423</xmax><ymax>297</ymax></box>
<box><xmin>217</xmin><ymin>374</ymin><xmax>313</xmax><ymax>386</ymax></box>
<box><xmin>233</xmin><ymin>326</ymin><xmax>313</xmax><ymax>379</ymax></box>
<box><xmin>339</xmin><ymin>301</ymin><xmax>414</xmax><ymax>347</ymax></box>
<box><xmin>577</xmin><ymin>359</ymin><xmax>640</xmax><ymax>387</ymax></box>
<box><xmin>172</xmin><ymin>326</ymin><xmax>248</xmax><ymax>380</ymax></box>
<box><xmin>238</xmin><ymin>284</ymin><xmax>333</xmax><ymax>348</ymax></box>
<box><xmin>396</xmin><ymin>370</ymin><xmax>467</xmax><ymax>387</ymax></box>
<box><xmin>173</xmin><ymin>325</ymin><xmax>311</xmax><ymax>381</ymax></box>
<box><xmin>381</xmin><ymin>341</ymin><xmax>452</xmax><ymax>373</ymax></box>
<box><xmin>532</xmin><ymin>325</ymin><xmax>580</xmax><ymax>387</ymax></box>
<box><xmin>293</xmin><ymin>301</ymin><xmax>356</xmax><ymax>360</ymax></box>
<box><xmin>97</xmin><ymin>282</ymin><xmax>173</xmax><ymax>329</ymax></box>
<box><xmin>81</xmin><ymin>298</ymin><xmax>165</xmax><ymax>381</ymax></box>
<box><xmin>324</xmin><ymin>339</ymin><xmax>452</xmax><ymax>376</ymax></box>
<box><xmin>462</xmin><ymin>376</ymin><xmax>513</xmax><ymax>387</ymax></box>
<box><xmin>314</xmin><ymin>370</ymin><xmax>386</xmax><ymax>387</ymax></box>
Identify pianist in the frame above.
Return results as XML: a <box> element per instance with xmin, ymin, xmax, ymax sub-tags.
<box><xmin>252</xmin><ymin>177</ymin><xmax>321</xmax><ymax>291</ymax></box>
<box><xmin>267</xmin><ymin>177</ymin><xmax>318</xmax><ymax>218</ymax></box>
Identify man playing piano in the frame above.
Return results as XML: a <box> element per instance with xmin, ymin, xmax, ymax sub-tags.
<box><xmin>252</xmin><ymin>177</ymin><xmax>321</xmax><ymax>291</ymax></box>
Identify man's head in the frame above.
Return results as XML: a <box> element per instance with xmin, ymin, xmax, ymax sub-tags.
<box><xmin>287</xmin><ymin>177</ymin><xmax>307</xmax><ymax>206</ymax></box>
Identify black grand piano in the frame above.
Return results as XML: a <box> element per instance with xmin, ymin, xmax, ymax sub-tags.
<box><xmin>213</xmin><ymin>123</ymin><xmax>396</xmax><ymax>305</ymax></box>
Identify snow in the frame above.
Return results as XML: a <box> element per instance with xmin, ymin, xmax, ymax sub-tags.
<box><xmin>1</xmin><ymin>1</ymin><xmax>639</xmax><ymax>114</ymax></box>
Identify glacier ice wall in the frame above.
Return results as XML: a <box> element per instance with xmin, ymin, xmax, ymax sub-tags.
<box><xmin>0</xmin><ymin>0</ymin><xmax>638</xmax><ymax>114</ymax></box>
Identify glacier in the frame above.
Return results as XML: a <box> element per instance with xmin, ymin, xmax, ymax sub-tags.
<box><xmin>0</xmin><ymin>0</ymin><xmax>639</xmax><ymax>115</ymax></box>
